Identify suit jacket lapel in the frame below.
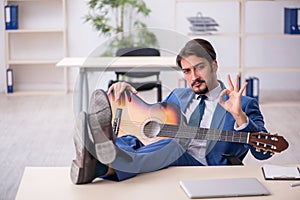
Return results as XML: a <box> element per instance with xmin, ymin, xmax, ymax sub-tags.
<box><xmin>179</xmin><ymin>89</ymin><xmax>195</xmax><ymax>113</ymax></box>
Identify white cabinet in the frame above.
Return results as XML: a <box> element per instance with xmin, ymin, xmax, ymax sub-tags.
<box><xmin>175</xmin><ymin>0</ymin><xmax>300</xmax><ymax>91</ymax></box>
<box><xmin>4</xmin><ymin>0</ymin><xmax>68</xmax><ymax>95</ymax></box>
<box><xmin>243</xmin><ymin>0</ymin><xmax>300</xmax><ymax>92</ymax></box>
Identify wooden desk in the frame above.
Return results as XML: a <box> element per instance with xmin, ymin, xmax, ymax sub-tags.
<box><xmin>56</xmin><ymin>57</ymin><xmax>179</xmax><ymax>112</ymax></box>
<box><xmin>16</xmin><ymin>166</ymin><xmax>300</xmax><ymax>200</ymax></box>
<box><xmin>56</xmin><ymin>57</ymin><xmax>178</xmax><ymax>71</ymax></box>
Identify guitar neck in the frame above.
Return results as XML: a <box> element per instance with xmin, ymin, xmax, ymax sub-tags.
<box><xmin>159</xmin><ymin>124</ymin><xmax>250</xmax><ymax>144</ymax></box>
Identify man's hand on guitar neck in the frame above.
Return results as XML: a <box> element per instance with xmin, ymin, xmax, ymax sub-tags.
<box><xmin>107</xmin><ymin>82</ymin><xmax>138</xmax><ymax>103</ymax></box>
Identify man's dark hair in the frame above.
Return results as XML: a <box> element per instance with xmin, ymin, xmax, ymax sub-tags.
<box><xmin>176</xmin><ymin>38</ymin><xmax>217</xmax><ymax>68</ymax></box>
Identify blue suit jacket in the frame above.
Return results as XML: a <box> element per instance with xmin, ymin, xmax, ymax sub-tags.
<box><xmin>163</xmin><ymin>83</ymin><xmax>272</xmax><ymax>165</ymax></box>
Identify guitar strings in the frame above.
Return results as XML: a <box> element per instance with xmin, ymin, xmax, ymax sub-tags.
<box><xmin>116</xmin><ymin>119</ymin><xmax>250</xmax><ymax>143</ymax></box>
<box><xmin>116</xmin><ymin>120</ymin><xmax>279</xmax><ymax>152</ymax></box>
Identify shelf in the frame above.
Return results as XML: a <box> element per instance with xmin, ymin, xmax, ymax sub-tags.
<box><xmin>176</xmin><ymin>0</ymin><xmax>241</xmax><ymax>2</ymax></box>
<box><xmin>173</xmin><ymin>0</ymin><xmax>300</xmax><ymax>100</ymax></box>
<box><xmin>8</xmin><ymin>59</ymin><xmax>61</xmax><ymax>65</ymax></box>
<box><xmin>188</xmin><ymin>33</ymin><xmax>241</xmax><ymax>37</ymax></box>
<box><xmin>245</xmin><ymin>67</ymin><xmax>300</xmax><ymax>72</ymax></box>
<box><xmin>4</xmin><ymin>0</ymin><xmax>68</xmax><ymax>95</ymax></box>
<box><xmin>5</xmin><ymin>29</ymin><xmax>64</xmax><ymax>33</ymax></box>
<box><xmin>259</xmin><ymin>101</ymin><xmax>300</xmax><ymax>107</ymax></box>
<box><xmin>6</xmin><ymin>0</ymin><xmax>62</xmax><ymax>2</ymax></box>
<box><xmin>6</xmin><ymin>90</ymin><xmax>67</xmax><ymax>96</ymax></box>
<box><xmin>5</xmin><ymin>0</ymin><xmax>66</xmax><ymax>3</ymax></box>
<box><xmin>245</xmin><ymin>33</ymin><xmax>300</xmax><ymax>37</ymax></box>
<box><xmin>245</xmin><ymin>0</ymin><xmax>300</xmax><ymax>2</ymax></box>
<box><xmin>189</xmin><ymin>33</ymin><xmax>300</xmax><ymax>38</ymax></box>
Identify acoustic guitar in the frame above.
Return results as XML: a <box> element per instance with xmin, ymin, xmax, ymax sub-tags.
<box><xmin>108</xmin><ymin>92</ymin><xmax>288</xmax><ymax>154</ymax></box>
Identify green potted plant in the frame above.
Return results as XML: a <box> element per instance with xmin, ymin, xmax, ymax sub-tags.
<box><xmin>84</xmin><ymin>0</ymin><xmax>158</xmax><ymax>56</ymax></box>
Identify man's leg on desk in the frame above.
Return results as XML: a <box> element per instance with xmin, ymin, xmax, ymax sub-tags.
<box><xmin>70</xmin><ymin>111</ymin><xmax>110</xmax><ymax>184</ymax></box>
<box><xmin>71</xmin><ymin>89</ymin><xmax>201</xmax><ymax>184</ymax></box>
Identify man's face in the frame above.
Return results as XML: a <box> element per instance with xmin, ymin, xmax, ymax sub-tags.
<box><xmin>181</xmin><ymin>55</ymin><xmax>218</xmax><ymax>94</ymax></box>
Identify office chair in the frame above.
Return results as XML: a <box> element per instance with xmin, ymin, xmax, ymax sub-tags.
<box><xmin>108</xmin><ymin>47</ymin><xmax>162</xmax><ymax>102</ymax></box>
<box><xmin>222</xmin><ymin>154</ymin><xmax>244</xmax><ymax>165</ymax></box>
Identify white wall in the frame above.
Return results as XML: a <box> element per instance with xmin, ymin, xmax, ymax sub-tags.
<box><xmin>1</xmin><ymin>0</ymin><xmax>300</xmax><ymax>93</ymax></box>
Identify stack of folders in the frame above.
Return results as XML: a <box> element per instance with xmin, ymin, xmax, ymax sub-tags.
<box><xmin>6</xmin><ymin>69</ymin><xmax>14</xmax><ymax>93</ymax></box>
<box><xmin>5</xmin><ymin>5</ymin><xmax>18</xmax><ymax>30</ymax></box>
<box><xmin>187</xmin><ymin>12</ymin><xmax>219</xmax><ymax>34</ymax></box>
<box><xmin>284</xmin><ymin>8</ymin><xmax>300</xmax><ymax>34</ymax></box>
<box><xmin>246</xmin><ymin>77</ymin><xmax>259</xmax><ymax>102</ymax></box>
<box><xmin>262</xmin><ymin>164</ymin><xmax>300</xmax><ymax>180</ymax></box>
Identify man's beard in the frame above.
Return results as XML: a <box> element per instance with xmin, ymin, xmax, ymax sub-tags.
<box><xmin>192</xmin><ymin>79</ymin><xmax>209</xmax><ymax>94</ymax></box>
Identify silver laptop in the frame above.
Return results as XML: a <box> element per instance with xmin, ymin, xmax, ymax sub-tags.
<box><xmin>179</xmin><ymin>178</ymin><xmax>270</xmax><ymax>199</ymax></box>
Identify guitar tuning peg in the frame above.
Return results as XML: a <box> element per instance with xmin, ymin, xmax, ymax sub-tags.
<box><xmin>271</xmin><ymin>145</ymin><xmax>277</xmax><ymax>150</ymax></box>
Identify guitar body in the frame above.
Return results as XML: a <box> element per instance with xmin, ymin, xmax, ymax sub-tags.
<box><xmin>109</xmin><ymin>93</ymin><xmax>182</xmax><ymax>144</ymax></box>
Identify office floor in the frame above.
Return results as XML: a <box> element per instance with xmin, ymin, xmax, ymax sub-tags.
<box><xmin>0</xmin><ymin>90</ymin><xmax>300</xmax><ymax>200</ymax></box>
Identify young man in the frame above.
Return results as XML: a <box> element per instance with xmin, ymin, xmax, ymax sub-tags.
<box><xmin>71</xmin><ymin>38</ymin><xmax>272</xmax><ymax>184</ymax></box>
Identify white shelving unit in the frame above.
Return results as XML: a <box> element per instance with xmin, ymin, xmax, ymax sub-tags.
<box><xmin>4</xmin><ymin>0</ymin><xmax>68</xmax><ymax>95</ymax></box>
<box><xmin>175</xmin><ymin>0</ymin><xmax>300</xmax><ymax>90</ymax></box>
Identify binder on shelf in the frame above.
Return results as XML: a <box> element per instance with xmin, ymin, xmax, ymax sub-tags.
<box><xmin>246</xmin><ymin>77</ymin><xmax>259</xmax><ymax>102</ymax></box>
<box><xmin>284</xmin><ymin>8</ymin><xmax>300</xmax><ymax>34</ymax></box>
<box><xmin>6</xmin><ymin>69</ymin><xmax>14</xmax><ymax>93</ymax></box>
<box><xmin>5</xmin><ymin>5</ymin><xmax>18</xmax><ymax>30</ymax></box>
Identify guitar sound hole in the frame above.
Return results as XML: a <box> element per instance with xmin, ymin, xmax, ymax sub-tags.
<box><xmin>142</xmin><ymin>120</ymin><xmax>161</xmax><ymax>139</ymax></box>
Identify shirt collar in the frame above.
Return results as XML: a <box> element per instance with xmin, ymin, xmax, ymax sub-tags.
<box><xmin>195</xmin><ymin>83</ymin><xmax>221</xmax><ymax>101</ymax></box>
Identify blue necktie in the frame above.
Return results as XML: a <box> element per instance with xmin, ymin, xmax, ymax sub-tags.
<box><xmin>180</xmin><ymin>95</ymin><xmax>207</xmax><ymax>149</ymax></box>
<box><xmin>188</xmin><ymin>95</ymin><xmax>207</xmax><ymax>127</ymax></box>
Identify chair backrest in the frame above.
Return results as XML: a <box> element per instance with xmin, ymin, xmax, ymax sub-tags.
<box><xmin>115</xmin><ymin>47</ymin><xmax>161</xmax><ymax>78</ymax></box>
<box><xmin>116</xmin><ymin>47</ymin><xmax>160</xmax><ymax>57</ymax></box>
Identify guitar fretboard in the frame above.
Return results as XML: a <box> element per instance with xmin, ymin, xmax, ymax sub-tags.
<box><xmin>158</xmin><ymin>124</ymin><xmax>250</xmax><ymax>144</ymax></box>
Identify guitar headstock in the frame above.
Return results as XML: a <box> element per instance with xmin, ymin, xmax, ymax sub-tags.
<box><xmin>249</xmin><ymin>132</ymin><xmax>289</xmax><ymax>154</ymax></box>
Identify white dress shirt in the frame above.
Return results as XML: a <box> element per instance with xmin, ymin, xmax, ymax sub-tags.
<box><xmin>184</xmin><ymin>84</ymin><xmax>249</xmax><ymax>165</ymax></box>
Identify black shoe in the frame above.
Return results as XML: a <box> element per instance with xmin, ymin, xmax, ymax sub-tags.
<box><xmin>88</xmin><ymin>89</ymin><xmax>116</xmax><ymax>165</ymax></box>
<box><xmin>70</xmin><ymin>112</ymin><xmax>97</xmax><ymax>184</ymax></box>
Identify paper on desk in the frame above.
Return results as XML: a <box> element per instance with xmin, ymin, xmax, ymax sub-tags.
<box><xmin>262</xmin><ymin>164</ymin><xmax>300</xmax><ymax>179</ymax></box>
